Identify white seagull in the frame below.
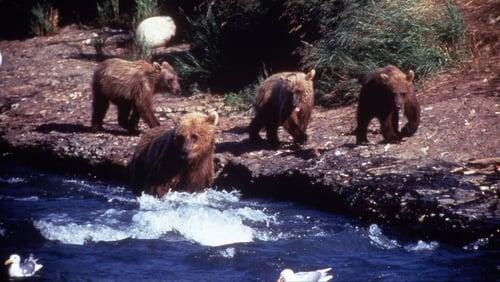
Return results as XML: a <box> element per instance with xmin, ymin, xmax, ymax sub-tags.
<box><xmin>4</xmin><ymin>254</ymin><xmax>43</xmax><ymax>278</ymax></box>
<box><xmin>278</xmin><ymin>267</ymin><xmax>333</xmax><ymax>282</ymax></box>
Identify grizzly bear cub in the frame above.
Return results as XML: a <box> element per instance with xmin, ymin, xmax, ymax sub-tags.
<box><xmin>91</xmin><ymin>58</ymin><xmax>180</xmax><ymax>134</ymax></box>
<box><xmin>129</xmin><ymin>111</ymin><xmax>218</xmax><ymax>197</ymax></box>
<box><xmin>249</xmin><ymin>70</ymin><xmax>315</xmax><ymax>147</ymax></box>
<box><xmin>355</xmin><ymin>65</ymin><xmax>420</xmax><ymax>144</ymax></box>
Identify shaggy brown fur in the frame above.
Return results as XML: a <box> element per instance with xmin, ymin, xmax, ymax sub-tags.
<box><xmin>355</xmin><ymin>65</ymin><xmax>420</xmax><ymax>144</ymax></box>
<box><xmin>129</xmin><ymin>111</ymin><xmax>219</xmax><ymax>197</ymax></box>
<box><xmin>249</xmin><ymin>70</ymin><xmax>315</xmax><ymax>147</ymax></box>
<box><xmin>91</xmin><ymin>58</ymin><xmax>180</xmax><ymax>134</ymax></box>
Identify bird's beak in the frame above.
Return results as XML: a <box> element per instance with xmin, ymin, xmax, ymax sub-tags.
<box><xmin>277</xmin><ymin>277</ymin><xmax>284</xmax><ymax>282</ymax></box>
<box><xmin>4</xmin><ymin>258</ymin><xmax>12</xmax><ymax>265</ymax></box>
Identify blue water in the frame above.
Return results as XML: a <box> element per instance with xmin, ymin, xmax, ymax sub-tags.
<box><xmin>0</xmin><ymin>163</ymin><xmax>497</xmax><ymax>281</ymax></box>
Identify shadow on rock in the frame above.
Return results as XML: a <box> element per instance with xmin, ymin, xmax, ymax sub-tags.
<box><xmin>216</xmin><ymin>139</ymin><xmax>266</xmax><ymax>156</ymax></box>
<box><xmin>36</xmin><ymin>123</ymin><xmax>132</xmax><ymax>136</ymax></box>
<box><xmin>224</xmin><ymin>125</ymin><xmax>248</xmax><ymax>135</ymax></box>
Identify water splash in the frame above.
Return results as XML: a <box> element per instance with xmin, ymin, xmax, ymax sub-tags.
<box><xmin>368</xmin><ymin>224</ymin><xmax>401</xmax><ymax>249</ymax></box>
<box><xmin>405</xmin><ymin>240</ymin><xmax>439</xmax><ymax>251</ymax></box>
<box><xmin>35</xmin><ymin>190</ymin><xmax>277</xmax><ymax>247</ymax></box>
<box><xmin>218</xmin><ymin>247</ymin><xmax>236</xmax><ymax>258</ymax></box>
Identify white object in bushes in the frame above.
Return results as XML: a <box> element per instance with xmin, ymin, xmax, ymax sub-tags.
<box><xmin>136</xmin><ymin>16</ymin><xmax>176</xmax><ymax>48</ymax></box>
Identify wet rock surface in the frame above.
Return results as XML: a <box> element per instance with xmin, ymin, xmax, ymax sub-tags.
<box><xmin>0</xmin><ymin>23</ymin><xmax>499</xmax><ymax>249</ymax></box>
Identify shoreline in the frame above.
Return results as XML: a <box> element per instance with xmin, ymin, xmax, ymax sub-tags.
<box><xmin>0</xmin><ymin>25</ymin><xmax>498</xmax><ymax>249</ymax></box>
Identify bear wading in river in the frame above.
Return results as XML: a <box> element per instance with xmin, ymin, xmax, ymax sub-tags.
<box><xmin>91</xmin><ymin>58</ymin><xmax>180</xmax><ymax>134</ymax></box>
<box><xmin>249</xmin><ymin>70</ymin><xmax>315</xmax><ymax>147</ymax></box>
<box><xmin>129</xmin><ymin>111</ymin><xmax>218</xmax><ymax>197</ymax></box>
<box><xmin>355</xmin><ymin>65</ymin><xmax>420</xmax><ymax>144</ymax></box>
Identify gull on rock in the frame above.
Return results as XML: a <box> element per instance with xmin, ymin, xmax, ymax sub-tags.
<box><xmin>278</xmin><ymin>267</ymin><xmax>333</xmax><ymax>282</ymax></box>
<box><xmin>4</xmin><ymin>254</ymin><xmax>43</xmax><ymax>278</ymax></box>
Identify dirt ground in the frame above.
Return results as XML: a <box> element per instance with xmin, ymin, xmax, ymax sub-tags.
<box><xmin>0</xmin><ymin>0</ymin><xmax>498</xmax><ymax>248</ymax></box>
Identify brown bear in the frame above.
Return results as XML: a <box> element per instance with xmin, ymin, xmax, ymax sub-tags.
<box><xmin>91</xmin><ymin>58</ymin><xmax>181</xmax><ymax>134</ymax></box>
<box><xmin>355</xmin><ymin>65</ymin><xmax>419</xmax><ymax>144</ymax></box>
<box><xmin>249</xmin><ymin>70</ymin><xmax>315</xmax><ymax>147</ymax></box>
<box><xmin>129</xmin><ymin>111</ymin><xmax>219</xmax><ymax>197</ymax></box>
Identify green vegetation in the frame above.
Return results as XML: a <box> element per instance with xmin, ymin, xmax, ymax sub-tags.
<box><xmin>30</xmin><ymin>1</ymin><xmax>58</xmax><ymax>36</ymax></box>
<box><xmin>292</xmin><ymin>0</ymin><xmax>467</xmax><ymax>106</ymax></box>
<box><xmin>96</xmin><ymin>0</ymin><xmax>121</xmax><ymax>27</ymax></box>
<box><xmin>133</xmin><ymin>0</ymin><xmax>160</xmax><ymax>28</ymax></box>
<box><xmin>172</xmin><ymin>0</ymin><xmax>466</xmax><ymax>108</ymax></box>
<box><xmin>171</xmin><ymin>3</ymin><xmax>223</xmax><ymax>93</ymax></box>
<box><xmin>18</xmin><ymin>0</ymin><xmax>466</xmax><ymax>108</ymax></box>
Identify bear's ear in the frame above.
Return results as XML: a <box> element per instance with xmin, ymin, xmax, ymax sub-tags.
<box><xmin>380</xmin><ymin>73</ymin><xmax>390</xmax><ymax>82</ymax></box>
<box><xmin>153</xmin><ymin>62</ymin><xmax>161</xmax><ymax>72</ymax></box>
<box><xmin>306</xmin><ymin>69</ymin><xmax>316</xmax><ymax>81</ymax></box>
<box><xmin>406</xmin><ymin>70</ymin><xmax>415</xmax><ymax>82</ymax></box>
<box><xmin>206</xmin><ymin>111</ymin><xmax>219</xmax><ymax>126</ymax></box>
<box><xmin>161</xmin><ymin>61</ymin><xmax>173</xmax><ymax>71</ymax></box>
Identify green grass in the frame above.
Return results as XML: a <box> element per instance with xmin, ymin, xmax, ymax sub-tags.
<box><xmin>296</xmin><ymin>0</ymin><xmax>467</xmax><ymax>107</ymax></box>
<box><xmin>30</xmin><ymin>1</ymin><xmax>58</xmax><ymax>36</ymax></box>
<box><xmin>96</xmin><ymin>0</ymin><xmax>120</xmax><ymax>27</ymax></box>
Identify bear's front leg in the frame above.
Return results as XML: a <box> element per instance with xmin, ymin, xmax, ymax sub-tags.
<box><xmin>381</xmin><ymin>113</ymin><xmax>401</xmax><ymax>143</ymax></box>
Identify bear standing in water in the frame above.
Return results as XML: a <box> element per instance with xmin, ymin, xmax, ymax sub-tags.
<box><xmin>91</xmin><ymin>58</ymin><xmax>180</xmax><ymax>134</ymax></box>
<box><xmin>355</xmin><ymin>65</ymin><xmax>420</xmax><ymax>144</ymax></box>
<box><xmin>249</xmin><ymin>70</ymin><xmax>315</xmax><ymax>147</ymax></box>
<box><xmin>129</xmin><ymin>111</ymin><xmax>218</xmax><ymax>197</ymax></box>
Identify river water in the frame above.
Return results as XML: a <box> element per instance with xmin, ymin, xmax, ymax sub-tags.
<box><xmin>0</xmin><ymin>162</ymin><xmax>497</xmax><ymax>281</ymax></box>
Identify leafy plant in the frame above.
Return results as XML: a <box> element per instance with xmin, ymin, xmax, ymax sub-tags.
<box><xmin>96</xmin><ymin>0</ymin><xmax>120</xmax><ymax>26</ymax></box>
<box><xmin>133</xmin><ymin>0</ymin><xmax>159</xmax><ymax>28</ymax></box>
<box><xmin>294</xmin><ymin>0</ymin><xmax>467</xmax><ymax>107</ymax></box>
<box><xmin>30</xmin><ymin>1</ymin><xmax>59</xmax><ymax>36</ymax></box>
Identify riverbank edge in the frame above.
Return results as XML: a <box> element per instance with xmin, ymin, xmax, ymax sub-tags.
<box><xmin>1</xmin><ymin>139</ymin><xmax>497</xmax><ymax>250</ymax></box>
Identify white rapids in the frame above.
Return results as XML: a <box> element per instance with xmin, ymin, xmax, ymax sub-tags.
<box><xmin>35</xmin><ymin>189</ymin><xmax>278</xmax><ymax>247</ymax></box>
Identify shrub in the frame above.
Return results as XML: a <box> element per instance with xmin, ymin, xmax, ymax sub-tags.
<box><xmin>133</xmin><ymin>0</ymin><xmax>159</xmax><ymax>28</ymax></box>
<box><xmin>96</xmin><ymin>0</ymin><xmax>121</xmax><ymax>27</ymax></box>
<box><xmin>293</xmin><ymin>0</ymin><xmax>466</xmax><ymax>107</ymax></box>
<box><xmin>172</xmin><ymin>0</ymin><xmax>300</xmax><ymax>95</ymax></box>
<box><xmin>171</xmin><ymin>2</ymin><xmax>224</xmax><ymax>92</ymax></box>
<box><xmin>30</xmin><ymin>1</ymin><xmax>59</xmax><ymax>36</ymax></box>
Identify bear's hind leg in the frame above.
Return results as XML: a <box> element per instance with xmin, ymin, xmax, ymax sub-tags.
<box><xmin>117</xmin><ymin>103</ymin><xmax>132</xmax><ymax>130</ymax></box>
<box><xmin>91</xmin><ymin>91</ymin><xmax>110</xmax><ymax>132</ymax></box>
<box><xmin>249</xmin><ymin>113</ymin><xmax>265</xmax><ymax>143</ymax></box>
<box><xmin>127</xmin><ymin>107</ymin><xmax>141</xmax><ymax>135</ymax></box>
<box><xmin>135</xmin><ymin>96</ymin><xmax>160</xmax><ymax>128</ymax></box>
<box><xmin>266</xmin><ymin>121</ymin><xmax>280</xmax><ymax>148</ymax></box>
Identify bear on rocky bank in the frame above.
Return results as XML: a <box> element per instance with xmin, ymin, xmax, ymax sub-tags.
<box><xmin>249</xmin><ymin>70</ymin><xmax>315</xmax><ymax>147</ymax></box>
<box><xmin>129</xmin><ymin>111</ymin><xmax>218</xmax><ymax>197</ymax></box>
<box><xmin>91</xmin><ymin>58</ymin><xmax>180</xmax><ymax>134</ymax></box>
<box><xmin>355</xmin><ymin>65</ymin><xmax>420</xmax><ymax>144</ymax></box>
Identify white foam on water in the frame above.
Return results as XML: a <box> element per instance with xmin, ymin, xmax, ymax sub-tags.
<box><xmin>34</xmin><ymin>221</ymin><xmax>130</xmax><ymax>245</ymax></box>
<box><xmin>34</xmin><ymin>190</ymin><xmax>278</xmax><ymax>247</ymax></box>
<box><xmin>368</xmin><ymin>224</ymin><xmax>401</xmax><ymax>249</ymax></box>
<box><xmin>0</xmin><ymin>177</ymin><xmax>26</xmax><ymax>184</ymax></box>
<box><xmin>368</xmin><ymin>224</ymin><xmax>440</xmax><ymax>252</ymax></box>
<box><xmin>462</xmin><ymin>237</ymin><xmax>489</xmax><ymax>251</ymax></box>
<box><xmin>0</xmin><ymin>196</ymin><xmax>39</xmax><ymax>201</ymax></box>
<box><xmin>405</xmin><ymin>240</ymin><xmax>439</xmax><ymax>251</ymax></box>
<box><xmin>218</xmin><ymin>247</ymin><xmax>236</xmax><ymax>258</ymax></box>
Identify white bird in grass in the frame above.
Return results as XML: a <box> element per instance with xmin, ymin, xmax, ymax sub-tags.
<box><xmin>4</xmin><ymin>254</ymin><xmax>43</xmax><ymax>278</ymax></box>
<box><xmin>278</xmin><ymin>267</ymin><xmax>333</xmax><ymax>282</ymax></box>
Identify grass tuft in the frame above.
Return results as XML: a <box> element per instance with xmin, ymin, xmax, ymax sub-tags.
<box><xmin>30</xmin><ymin>1</ymin><xmax>59</xmax><ymax>36</ymax></box>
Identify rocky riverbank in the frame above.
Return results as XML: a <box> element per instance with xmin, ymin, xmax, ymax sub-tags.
<box><xmin>1</xmin><ymin>5</ymin><xmax>499</xmax><ymax>249</ymax></box>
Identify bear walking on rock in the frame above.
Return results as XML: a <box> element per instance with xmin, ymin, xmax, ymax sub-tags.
<box><xmin>249</xmin><ymin>70</ymin><xmax>315</xmax><ymax>147</ymax></box>
<box><xmin>129</xmin><ymin>111</ymin><xmax>218</xmax><ymax>197</ymax></box>
<box><xmin>91</xmin><ymin>58</ymin><xmax>180</xmax><ymax>134</ymax></box>
<box><xmin>355</xmin><ymin>65</ymin><xmax>420</xmax><ymax>144</ymax></box>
